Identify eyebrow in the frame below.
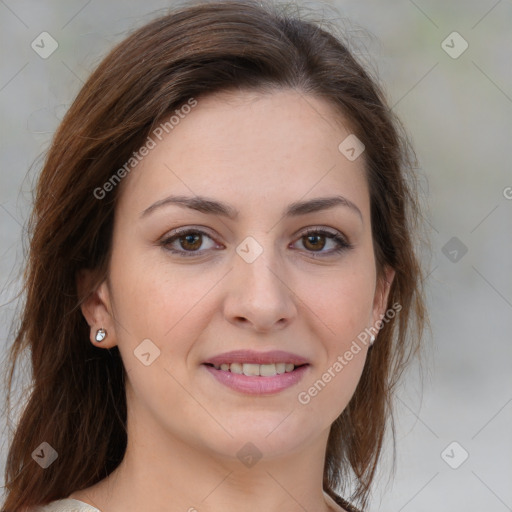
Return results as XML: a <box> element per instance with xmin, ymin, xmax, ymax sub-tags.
<box><xmin>140</xmin><ymin>194</ymin><xmax>363</xmax><ymax>221</ymax></box>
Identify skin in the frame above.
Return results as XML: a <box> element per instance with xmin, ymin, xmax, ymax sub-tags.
<box><xmin>73</xmin><ymin>89</ymin><xmax>394</xmax><ymax>512</ymax></box>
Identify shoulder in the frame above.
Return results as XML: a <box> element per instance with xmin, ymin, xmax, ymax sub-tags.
<box><xmin>29</xmin><ymin>498</ymin><xmax>102</xmax><ymax>512</ymax></box>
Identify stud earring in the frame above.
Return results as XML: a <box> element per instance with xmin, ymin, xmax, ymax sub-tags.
<box><xmin>369</xmin><ymin>334</ymin><xmax>376</xmax><ymax>347</ymax></box>
<box><xmin>95</xmin><ymin>328</ymin><xmax>107</xmax><ymax>342</ymax></box>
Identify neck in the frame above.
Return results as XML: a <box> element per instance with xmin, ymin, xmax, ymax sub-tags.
<box><xmin>81</xmin><ymin>399</ymin><xmax>336</xmax><ymax>512</ymax></box>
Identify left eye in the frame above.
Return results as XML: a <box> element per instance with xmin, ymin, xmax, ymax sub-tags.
<box><xmin>291</xmin><ymin>228</ymin><xmax>352</xmax><ymax>257</ymax></box>
<box><xmin>159</xmin><ymin>228</ymin><xmax>352</xmax><ymax>257</ymax></box>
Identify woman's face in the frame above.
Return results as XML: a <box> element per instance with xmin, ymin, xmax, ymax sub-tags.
<box><xmin>88</xmin><ymin>89</ymin><xmax>393</xmax><ymax>462</ymax></box>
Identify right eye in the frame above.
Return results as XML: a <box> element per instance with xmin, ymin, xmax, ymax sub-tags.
<box><xmin>160</xmin><ymin>228</ymin><xmax>221</xmax><ymax>257</ymax></box>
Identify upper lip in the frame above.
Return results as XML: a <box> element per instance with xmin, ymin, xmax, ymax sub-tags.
<box><xmin>203</xmin><ymin>350</ymin><xmax>309</xmax><ymax>366</ymax></box>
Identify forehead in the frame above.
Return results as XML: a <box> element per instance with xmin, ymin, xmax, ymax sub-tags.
<box><xmin>116</xmin><ymin>88</ymin><xmax>369</xmax><ymax>218</ymax></box>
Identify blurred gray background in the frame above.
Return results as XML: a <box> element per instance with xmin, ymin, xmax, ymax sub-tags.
<box><xmin>1</xmin><ymin>1</ymin><xmax>511</xmax><ymax>510</ymax></box>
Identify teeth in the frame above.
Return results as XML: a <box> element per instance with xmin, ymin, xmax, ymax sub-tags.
<box><xmin>230</xmin><ymin>363</ymin><xmax>243</xmax><ymax>374</ymax></box>
<box><xmin>243</xmin><ymin>363</ymin><xmax>260</xmax><ymax>376</ymax></box>
<box><xmin>212</xmin><ymin>362</ymin><xmax>299</xmax><ymax>376</ymax></box>
<box><xmin>259</xmin><ymin>363</ymin><xmax>276</xmax><ymax>377</ymax></box>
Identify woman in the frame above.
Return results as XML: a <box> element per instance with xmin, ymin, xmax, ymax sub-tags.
<box><xmin>2</xmin><ymin>1</ymin><xmax>426</xmax><ymax>511</ymax></box>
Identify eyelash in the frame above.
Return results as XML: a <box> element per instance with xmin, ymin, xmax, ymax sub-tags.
<box><xmin>159</xmin><ymin>226</ymin><xmax>353</xmax><ymax>258</ymax></box>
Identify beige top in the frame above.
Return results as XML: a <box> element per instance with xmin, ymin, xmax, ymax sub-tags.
<box><xmin>33</xmin><ymin>491</ymin><xmax>351</xmax><ymax>511</ymax></box>
<box><xmin>33</xmin><ymin>499</ymin><xmax>100</xmax><ymax>512</ymax></box>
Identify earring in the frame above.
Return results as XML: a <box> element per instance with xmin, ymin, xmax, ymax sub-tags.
<box><xmin>369</xmin><ymin>334</ymin><xmax>376</xmax><ymax>347</ymax></box>
<box><xmin>95</xmin><ymin>328</ymin><xmax>107</xmax><ymax>342</ymax></box>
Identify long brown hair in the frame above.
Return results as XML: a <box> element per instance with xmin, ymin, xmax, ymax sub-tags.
<box><xmin>1</xmin><ymin>1</ymin><xmax>427</xmax><ymax>510</ymax></box>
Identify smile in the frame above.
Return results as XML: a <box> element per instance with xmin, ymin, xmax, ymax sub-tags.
<box><xmin>205</xmin><ymin>362</ymin><xmax>303</xmax><ymax>376</ymax></box>
<box><xmin>202</xmin><ymin>363</ymin><xmax>309</xmax><ymax>395</ymax></box>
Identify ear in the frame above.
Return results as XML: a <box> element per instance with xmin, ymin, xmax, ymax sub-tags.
<box><xmin>76</xmin><ymin>269</ymin><xmax>117</xmax><ymax>348</ymax></box>
<box><xmin>371</xmin><ymin>265</ymin><xmax>396</xmax><ymax>327</ymax></box>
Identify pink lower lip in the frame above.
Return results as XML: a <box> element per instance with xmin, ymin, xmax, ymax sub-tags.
<box><xmin>203</xmin><ymin>364</ymin><xmax>309</xmax><ymax>395</ymax></box>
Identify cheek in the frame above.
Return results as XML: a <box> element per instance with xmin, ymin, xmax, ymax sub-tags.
<box><xmin>298</xmin><ymin>263</ymin><xmax>376</xmax><ymax>344</ymax></box>
<box><xmin>296</xmin><ymin>352</ymin><xmax>366</xmax><ymax>429</ymax></box>
<box><xmin>294</xmin><ymin>273</ymin><xmax>373</xmax><ymax>424</ymax></box>
<box><xmin>108</xmin><ymin>248</ymin><xmax>216</xmax><ymax>363</ymax></box>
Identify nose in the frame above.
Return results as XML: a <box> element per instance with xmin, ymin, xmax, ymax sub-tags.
<box><xmin>223</xmin><ymin>240</ymin><xmax>298</xmax><ymax>333</ymax></box>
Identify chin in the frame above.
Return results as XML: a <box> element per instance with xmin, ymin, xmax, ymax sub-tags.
<box><xmin>203</xmin><ymin>422</ymin><xmax>317</xmax><ymax>461</ymax></box>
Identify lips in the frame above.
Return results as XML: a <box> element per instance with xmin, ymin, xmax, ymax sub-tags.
<box><xmin>203</xmin><ymin>349</ymin><xmax>309</xmax><ymax>367</ymax></box>
<box><xmin>203</xmin><ymin>361</ymin><xmax>309</xmax><ymax>394</ymax></box>
<box><xmin>205</xmin><ymin>362</ymin><xmax>298</xmax><ymax>377</ymax></box>
<box><xmin>202</xmin><ymin>350</ymin><xmax>310</xmax><ymax>394</ymax></box>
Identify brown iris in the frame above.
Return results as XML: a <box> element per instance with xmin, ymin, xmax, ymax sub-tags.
<box><xmin>179</xmin><ymin>232</ymin><xmax>203</xmax><ymax>251</ymax></box>
<box><xmin>302</xmin><ymin>233</ymin><xmax>326</xmax><ymax>251</ymax></box>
